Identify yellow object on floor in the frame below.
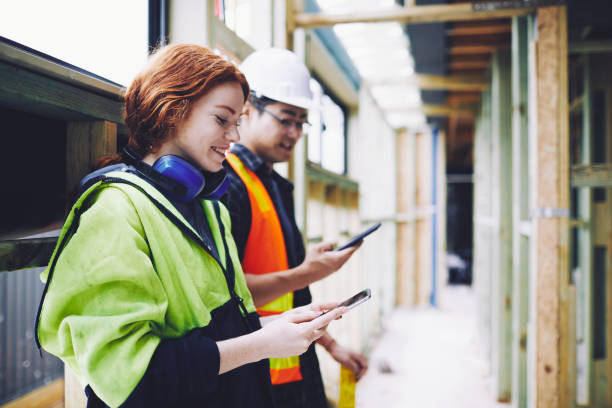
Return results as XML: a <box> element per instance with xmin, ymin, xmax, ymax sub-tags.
<box><xmin>338</xmin><ymin>366</ymin><xmax>356</xmax><ymax>408</ymax></box>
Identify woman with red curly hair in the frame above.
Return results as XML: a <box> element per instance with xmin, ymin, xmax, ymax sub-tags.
<box><xmin>35</xmin><ymin>44</ymin><xmax>345</xmax><ymax>408</ymax></box>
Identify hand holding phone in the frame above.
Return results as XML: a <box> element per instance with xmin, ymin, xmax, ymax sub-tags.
<box><xmin>336</xmin><ymin>223</ymin><xmax>381</xmax><ymax>251</ymax></box>
<box><xmin>323</xmin><ymin>289</ymin><xmax>372</xmax><ymax>314</ymax></box>
<box><xmin>337</xmin><ymin>288</ymin><xmax>371</xmax><ymax>310</ymax></box>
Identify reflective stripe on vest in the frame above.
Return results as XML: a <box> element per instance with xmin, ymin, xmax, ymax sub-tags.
<box><xmin>226</xmin><ymin>152</ymin><xmax>302</xmax><ymax>384</ymax></box>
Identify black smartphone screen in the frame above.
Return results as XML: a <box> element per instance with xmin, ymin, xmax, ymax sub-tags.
<box><xmin>337</xmin><ymin>288</ymin><xmax>371</xmax><ymax>310</ymax></box>
<box><xmin>336</xmin><ymin>223</ymin><xmax>382</xmax><ymax>251</ymax></box>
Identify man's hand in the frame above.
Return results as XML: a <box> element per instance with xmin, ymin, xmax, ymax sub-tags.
<box><xmin>244</xmin><ymin>241</ymin><xmax>361</xmax><ymax>308</ymax></box>
<box><xmin>328</xmin><ymin>341</ymin><xmax>368</xmax><ymax>381</ymax></box>
<box><xmin>317</xmin><ymin>332</ymin><xmax>368</xmax><ymax>381</ymax></box>
<box><xmin>299</xmin><ymin>241</ymin><xmax>361</xmax><ymax>284</ymax></box>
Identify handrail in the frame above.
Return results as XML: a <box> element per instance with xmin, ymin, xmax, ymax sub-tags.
<box><xmin>0</xmin><ymin>36</ymin><xmax>125</xmax><ymax>101</ymax></box>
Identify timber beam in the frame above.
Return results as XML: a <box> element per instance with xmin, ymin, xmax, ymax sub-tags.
<box><xmin>570</xmin><ymin>164</ymin><xmax>612</xmax><ymax>188</ymax></box>
<box><xmin>448</xmin><ymin>23</ymin><xmax>511</xmax><ymax>36</ymax></box>
<box><xmin>367</xmin><ymin>73</ymin><xmax>487</xmax><ymax>91</ymax></box>
<box><xmin>292</xmin><ymin>3</ymin><xmax>533</xmax><ymax>30</ymax></box>
<box><xmin>569</xmin><ymin>40</ymin><xmax>612</xmax><ymax>54</ymax></box>
<box><xmin>385</xmin><ymin>104</ymin><xmax>473</xmax><ymax>117</ymax></box>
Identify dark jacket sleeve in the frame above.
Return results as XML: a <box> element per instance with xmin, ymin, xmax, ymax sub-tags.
<box><xmin>220</xmin><ymin>168</ymin><xmax>251</xmax><ymax>261</ymax></box>
<box><xmin>119</xmin><ymin>331</ymin><xmax>220</xmax><ymax>407</ymax></box>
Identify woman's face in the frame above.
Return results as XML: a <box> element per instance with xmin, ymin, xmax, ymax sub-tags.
<box><xmin>156</xmin><ymin>81</ymin><xmax>245</xmax><ymax>172</ymax></box>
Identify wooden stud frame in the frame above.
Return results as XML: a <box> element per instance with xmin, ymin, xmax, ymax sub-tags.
<box><xmin>510</xmin><ymin>15</ymin><xmax>530</xmax><ymax>408</ymax></box>
<box><xmin>395</xmin><ymin>128</ymin><xmax>417</xmax><ymax>306</ymax></box>
<box><xmin>490</xmin><ymin>49</ymin><xmax>513</xmax><ymax>403</ymax></box>
<box><xmin>532</xmin><ymin>6</ymin><xmax>571</xmax><ymax>408</ymax></box>
<box><xmin>576</xmin><ymin>54</ymin><xmax>594</xmax><ymax>406</ymax></box>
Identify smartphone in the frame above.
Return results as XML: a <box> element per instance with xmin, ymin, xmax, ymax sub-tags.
<box><xmin>337</xmin><ymin>288</ymin><xmax>372</xmax><ymax>310</ymax></box>
<box><xmin>336</xmin><ymin>223</ymin><xmax>382</xmax><ymax>251</ymax></box>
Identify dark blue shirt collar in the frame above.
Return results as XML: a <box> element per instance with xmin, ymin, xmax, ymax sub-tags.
<box><xmin>230</xmin><ymin>143</ymin><xmax>294</xmax><ymax>192</ymax></box>
<box><xmin>230</xmin><ymin>143</ymin><xmax>269</xmax><ymax>174</ymax></box>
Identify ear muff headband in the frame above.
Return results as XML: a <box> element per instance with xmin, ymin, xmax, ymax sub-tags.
<box><xmin>153</xmin><ymin>155</ymin><xmax>205</xmax><ymax>201</ymax></box>
<box><xmin>123</xmin><ymin>147</ymin><xmax>202</xmax><ymax>201</ymax></box>
<box><xmin>122</xmin><ymin>147</ymin><xmax>228</xmax><ymax>202</ymax></box>
<box><xmin>201</xmin><ymin>168</ymin><xmax>230</xmax><ymax>200</ymax></box>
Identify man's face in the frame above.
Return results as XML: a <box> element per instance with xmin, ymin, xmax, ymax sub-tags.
<box><xmin>241</xmin><ymin>101</ymin><xmax>308</xmax><ymax>165</ymax></box>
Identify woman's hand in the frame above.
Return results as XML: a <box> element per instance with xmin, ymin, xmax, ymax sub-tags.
<box><xmin>218</xmin><ymin>302</ymin><xmax>346</xmax><ymax>374</ymax></box>
<box><xmin>255</xmin><ymin>302</ymin><xmax>346</xmax><ymax>359</ymax></box>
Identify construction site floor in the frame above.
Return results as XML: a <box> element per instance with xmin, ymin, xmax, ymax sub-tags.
<box><xmin>355</xmin><ymin>285</ymin><xmax>511</xmax><ymax>408</ymax></box>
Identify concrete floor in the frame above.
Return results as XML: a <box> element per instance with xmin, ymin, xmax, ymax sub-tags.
<box><xmin>355</xmin><ymin>285</ymin><xmax>511</xmax><ymax>408</ymax></box>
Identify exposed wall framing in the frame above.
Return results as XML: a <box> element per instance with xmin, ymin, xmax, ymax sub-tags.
<box><xmin>510</xmin><ymin>15</ymin><xmax>530</xmax><ymax>408</ymax></box>
<box><xmin>490</xmin><ymin>49</ymin><xmax>513</xmax><ymax>402</ymax></box>
<box><xmin>532</xmin><ymin>6</ymin><xmax>570</xmax><ymax>407</ymax></box>
<box><xmin>396</xmin><ymin>129</ymin><xmax>416</xmax><ymax>306</ymax></box>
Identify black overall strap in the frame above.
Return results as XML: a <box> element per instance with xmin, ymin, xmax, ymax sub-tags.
<box><xmin>212</xmin><ymin>200</ymin><xmax>252</xmax><ymax>331</ymax></box>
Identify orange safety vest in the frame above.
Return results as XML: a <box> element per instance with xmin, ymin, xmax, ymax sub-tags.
<box><xmin>226</xmin><ymin>152</ymin><xmax>302</xmax><ymax>385</ymax></box>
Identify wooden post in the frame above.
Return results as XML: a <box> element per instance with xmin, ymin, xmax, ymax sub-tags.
<box><xmin>435</xmin><ymin>130</ymin><xmax>447</xmax><ymax>307</ymax></box>
<box><xmin>490</xmin><ymin>49</ymin><xmax>513</xmax><ymax>402</ymax></box>
<box><xmin>285</xmin><ymin>0</ymin><xmax>295</xmax><ymax>51</ymax></box>
<box><xmin>526</xmin><ymin>16</ymin><xmax>539</xmax><ymax>405</ymax></box>
<box><xmin>286</xmin><ymin>0</ymin><xmax>307</xmax><ymax>232</ymax></box>
<box><xmin>306</xmin><ymin>180</ymin><xmax>325</xmax><ymax>242</ymax></box>
<box><xmin>396</xmin><ymin>128</ymin><xmax>416</xmax><ymax>306</ymax></box>
<box><xmin>473</xmin><ymin>86</ymin><xmax>493</xmax><ymax>363</ymax></box>
<box><xmin>414</xmin><ymin>130</ymin><xmax>432</xmax><ymax>306</ymax></box>
<box><xmin>66</xmin><ymin>121</ymin><xmax>117</xmax><ymax>207</ymax></box>
<box><xmin>585</xmin><ymin>51</ymin><xmax>612</xmax><ymax>407</ymax></box>
<box><xmin>575</xmin><ymin>54</ymin><xmax>593</xmax><ymax>406</ymax></box>
<box><xmin>510</xmin><ymin>15</ymin><xmax>529</xmax><ymax>408</ymax></box>
<box><xmin>532</xmin><ymin>6</ymin><xmax>570</xmax><ymax>408</ymax></box>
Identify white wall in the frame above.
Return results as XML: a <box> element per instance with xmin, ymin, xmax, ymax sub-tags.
<box><xmin>353</xmin><ymin>88</ymin><xmax>398</xmax><ymax>319</ymax></box>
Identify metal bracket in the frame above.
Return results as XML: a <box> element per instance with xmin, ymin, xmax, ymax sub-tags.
<box><xmin>472</xmin><ymin>0</ymin><xmax>565</xmax><ymax>11</ymax></box>
<box><xmin>530</xmin><ymin>207</ymin><xmax>570</xmax><ymax>219</ymax></box>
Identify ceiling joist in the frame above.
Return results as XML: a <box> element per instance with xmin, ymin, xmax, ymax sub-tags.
<box><xmin>448</xmin><ymin>23</ymin><xmax>511</xmax><ymax>36</ymax></box>
<box><xmin>446</xmin><ymin>92</ymin><xmax>482</xmax><ymax>105</ymax></box>
<box><xmin>448</xmin><ymin>44</ymin><xmax>507</xmax><ymax>55</ymax></box>
<box><xmin>385</xmin><ymin>104</ymin><xmax>474</xmax><ymax>118</ymax></box>
<box><xmin>367</xmin><ymin>74</ymin><xmax>487</xmax><ymax>91</ymax></box>
<box><xmin>292</xmin><ymin>3</ymin><xmax>533</xmax><ymax>31</ymax></box>
<box><xmin>449</xmin><ymin>60</ymin><xmax>491</xmax><ymax>70</ymax></box>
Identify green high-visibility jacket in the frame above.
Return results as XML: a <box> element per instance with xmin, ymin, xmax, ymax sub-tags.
<box><xmin>36</xmin><ymin>171</ymin><xmax>263</xmax><ymax>407</ymax></box>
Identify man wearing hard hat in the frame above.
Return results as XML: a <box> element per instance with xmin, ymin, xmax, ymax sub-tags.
<box><xmin>221</xmin><ymin>48</ymin><xmax>368</xmax><ymax>407</ymax></box>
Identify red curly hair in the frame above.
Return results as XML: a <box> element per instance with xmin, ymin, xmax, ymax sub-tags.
<box><xmin>97</xmin><ymin>44</ymin><xmax>249</xmax><ymax>167</ymax></box>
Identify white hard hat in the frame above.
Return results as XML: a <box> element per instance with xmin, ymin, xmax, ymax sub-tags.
<box><xmin>239</xmin><ymin>48</ymin><xmax>314</xmax><ymax>110</ymax></box>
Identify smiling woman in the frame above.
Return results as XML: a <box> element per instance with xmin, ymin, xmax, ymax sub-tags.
<box><xmin>142</xmin><ymin>82</ymin><xmax>244</xmax><ymax>173</ymax></box>
<box><xmin>35</xmin><ymin>44</ymin><xmax>348</xmax><ymax>407</ymax></box>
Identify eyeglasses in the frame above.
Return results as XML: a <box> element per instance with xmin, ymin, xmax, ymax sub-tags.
<box><xmin>258</xmin><ymin>106</ymin><xmax>311</xmax><ymax>132</ymax></box>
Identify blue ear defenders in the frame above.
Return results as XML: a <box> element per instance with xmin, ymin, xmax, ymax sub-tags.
<box><xmin>123</xmin><ymin>147</ymin><xmax>229</xmax><ymax>202</ymax></box>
